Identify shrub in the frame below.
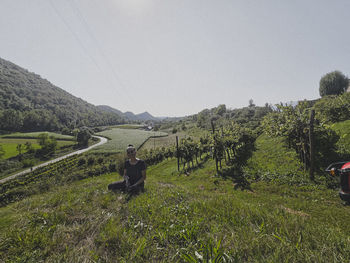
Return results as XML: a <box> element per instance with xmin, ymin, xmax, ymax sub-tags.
<box><xmin>319</xmin><ymin>71</ymin><xmax>349</xmax><ymax>97</ymax></box>
<box><xmin>21</xmin><ymin>158</ymin><xmax>35</xmax><ymax>168</ymax></box>
<box><xmin>87</xmin><ymin>157</ymin><xmax>95</xmax><ymax>166</ymax></box>
<box><xmin>78</xmin><ymin>158</ymin><xmax>86</xmax><ymax>166</ymax></box>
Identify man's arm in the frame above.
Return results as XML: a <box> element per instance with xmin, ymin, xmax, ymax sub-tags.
<box><xmin>123</xmin><ymin>168</ymin><xmax>129</xmax><ymax>187</ymax></box>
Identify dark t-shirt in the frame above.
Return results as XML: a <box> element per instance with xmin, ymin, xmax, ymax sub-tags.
<box><xmin>125</xmin><ymin>159</ymin><xmax>146</xmax><ymax>185</ymax></box>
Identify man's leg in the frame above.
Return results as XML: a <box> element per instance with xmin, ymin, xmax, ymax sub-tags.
<box><xmin>108</xmin><ymin>180</ymin><xmax>126</xmax><ymax>191</ymax></box>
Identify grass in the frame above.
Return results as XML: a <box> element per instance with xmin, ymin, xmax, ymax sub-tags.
<box><xmin>0</xmin><ymin>138</ymin><xmax>76</xmax><ymax>159</ymax></box>
<box><xmin>1</xmin><ymin>126</ymin><xmax>349</xmax><ymax>262</ymax></box>
<box><xmin>114</xmin><ymin>124</ymin><xmax>145</xmax><ymax>129</ymax></box>
<box><xmin>0</xmin><ymin>132</ymin><xmax>75</xmax><ymax>141</ymax></box>
<box><xmin>94</xmin><ymin>128</ymin><xmax>168</xmax><ymax>153</ymax></box>
<box><xmin>0</xmin><ymin>156</ymin><xmax>349</xmax><ymax>262</ymax></box>
<box><xmin>0</xmin><ymin>139</ymin><xmax>41</xmax><ymax>159</ymax></box>
<box><xmin>244</xmin><ymin>133</ymin><xmax>308</xmax><ymax>184</ymax></box>
<box><xmin>140</xmin><ymin>131</ymin><xmax>188</xmax><ymax>150</ymax></box>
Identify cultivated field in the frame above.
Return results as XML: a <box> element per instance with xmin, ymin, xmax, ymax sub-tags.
<box><xmin>0</xmin><ymin>132</ymin><xmax>76</xmax><ymax>159</ymax></box>
<box><xmin>139</xmin><ymin>132</ymin><xmax>188</xmax><ymax>150</ymax></box>
<box><xmin>93</xmin><ymin>128</ymin><xmax>168</xmax><ymax>153</ymax></box>
<box><xmin>0</xmin><ymin>132</ymin><xmax>75</xmax><ymax>140</ymax></box>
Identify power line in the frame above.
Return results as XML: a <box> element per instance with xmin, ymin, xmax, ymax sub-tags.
<box><xmin>82</xmin><ymin>0</ymin><xmax>163</xmax><ymax>117</ymax></box>
<box><xmin>68</xmin><ymin>0</ymin><xmax>134</xmax><ymax>103</ymax></box>
<box><xmin>48</xmin><ymin>0</ymin><xmax>125</xmax><ymax>101</ymax></box>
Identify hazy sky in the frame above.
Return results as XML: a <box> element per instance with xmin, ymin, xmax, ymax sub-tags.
<box><xmin>1</xmin><ymin>0</ymin><xmax>349</xmax><ymax>117</ymax></box>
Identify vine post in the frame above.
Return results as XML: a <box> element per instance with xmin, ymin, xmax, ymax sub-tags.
<box><xmin>211</xmin><ymin>120</ymin><xmax>219</xmax><ymax>174</ymax></box>
<box><xmin>309</xmin><ymin>109</ymin><xmax>315</xmax><ymax>181</ymax></box>
<box><xmin>176</xmin><ymin>135</ymin><xmax>180</xmax><ymax>171</ymax></box>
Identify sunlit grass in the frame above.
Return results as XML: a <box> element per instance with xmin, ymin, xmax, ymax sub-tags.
<box><xmin>1</xmin><ymin>156</ymin><xmax>349</xmax><ymax>262</ymax></box>
<box><xmin>0</xmin><ymin>138</ymin><xmax>75</xmax><ymax>159</ymax></box>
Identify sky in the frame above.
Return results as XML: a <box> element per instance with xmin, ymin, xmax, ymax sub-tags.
<box><xmin>0</xmin><ymin>0</ymin><xmax>349</xmax><ymax>117</ymax></box>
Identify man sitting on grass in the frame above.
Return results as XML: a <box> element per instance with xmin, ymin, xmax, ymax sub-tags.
<box><xmin>108</xmin><ymin>145</ymin><xmax>146</xmax><ymax>194</ymax></box>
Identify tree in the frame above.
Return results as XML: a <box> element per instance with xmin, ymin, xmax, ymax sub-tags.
<box><xmin>77</xmin><ymin>129</ymin><xmax>91</xmax><ymax>147</ymax></box>
<box><xmin>0</xmin><ymin>144</ymin><xmax>5</xmax><ymax>159</ymax></box>
<box><xmin>16</xmin><ymin>144</ymin><xmax>23</xmax><ymax>155</ymax></box>
<box><xmin>215</xmin><ymin>104</ymin><xmax>226</xmax><ymax>116</ymax></box>
<box><xmin>319</xmin><ymin>71</ymin><xmax>349</xmax><ymax>97</ymax></box>
<box><xmin>24</xmin><ymin>142</ymin><xmax>34</xmax><ymax>153</ymax></box>
<box><xmin>37</xmin><ymin>133</ymin><xmax>57</xmax><ymax>157</ymax></box>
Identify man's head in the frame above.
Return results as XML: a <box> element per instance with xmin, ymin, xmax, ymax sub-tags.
<box><xmin>126</xmin><ymin>144</ymin><xmax>136</xmax><ymax>156</ymax></box>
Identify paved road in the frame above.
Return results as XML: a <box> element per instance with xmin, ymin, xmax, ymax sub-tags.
<box><xmin>0</xmin><ymin>136</ymin><xmax>108</xmax><ymax>184</ymax></box>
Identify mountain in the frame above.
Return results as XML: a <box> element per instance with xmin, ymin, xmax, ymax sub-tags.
<box><xmin>97</xmin><ymin>105</ymin><xmax>159</xmax><ymax>121</ymax></box>
<box><xmin>97</xmin><ymin>105</ymin><xmax>124</xmax><ymax>116</ymax></box>
<box><xmin>136</xmin><ymin>111</ymin><xmax>158</xmax><ymax>121</ymax></box>
<box><xmin>0</xmin><ymin>57</ymin><xmax>125</xmax><ymax>132</ymax></box>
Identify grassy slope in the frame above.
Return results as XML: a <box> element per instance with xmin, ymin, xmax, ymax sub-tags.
<box><xmin>1</xmin><ymin>155</ymin><xmax>349</xmax><ymax>262</ymax></box>
<box><xmin>244</xmin><ymin>134</ymin><xmax>308</xmax><ymax>183</ymax></box>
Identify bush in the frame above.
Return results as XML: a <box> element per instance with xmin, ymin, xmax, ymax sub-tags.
<box><xmin>21</xmin><ymin>158</ymin><xmax>35</xmax><ymax>168</ymax></box>
<box><xmin>87</xmin><ymin>157</ymin><xmax>95</xmax><ymax>166</ymax></box>
<box><xmin>109</xmin><ymin>163</ymin><xmax>117</xmax><ymax>172</ymax></box>
<box><xmin>319</xmin><ymin>71</ymin><xmax>349</xmax><ymax>97</ymax></box>
<box><xmin>78</xmin><ymin>158</ymin><xmax>86</xmax><ymax>166</ymax></box>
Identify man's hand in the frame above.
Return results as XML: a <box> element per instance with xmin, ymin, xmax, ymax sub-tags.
<box><xmin>127</xmin><ymin>184</ymin><xmax>137</xmax><ymax>192</ymax></box>
<box><xmin>124</xmin><ymin>175</ymin><xmax>130</xmax><ymax>187</ymax></box>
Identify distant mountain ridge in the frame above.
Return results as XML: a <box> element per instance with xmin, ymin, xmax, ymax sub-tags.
<box><xmin>0</xmin><ymin>57</ymin><xmax>125</xmax><ymax>132</ymax></box>
<box><xmin>97</xmin><ymin>105</ymin><xmax>159</xmax><ymax>121</ymax></box>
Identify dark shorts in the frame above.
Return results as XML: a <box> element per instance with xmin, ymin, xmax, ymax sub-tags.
<box><xmin>108</xmin><ymin>180</ymin><xmax>144</xmax><ymax>194</ymax></box>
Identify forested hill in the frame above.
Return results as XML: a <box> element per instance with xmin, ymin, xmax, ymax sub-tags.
<box><xmin>0</xmin><ymin>57</ymin><xmax>125</xmax><ymax>132</ymax></box>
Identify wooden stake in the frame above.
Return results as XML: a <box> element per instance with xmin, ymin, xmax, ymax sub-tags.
<box><xmin>309</xmin><ymin>109</ymin><xmax>315</xmax><ymax>181</ymax></box>
<box><xmin>176</xmin><ymin>136</ymin><xmax>180</xmax><ymax>172</ymax></box>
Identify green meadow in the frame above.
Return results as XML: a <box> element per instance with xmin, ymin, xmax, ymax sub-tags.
<box><xmin>0</xmin><ymin>138</ymin><xmax>41</xmax><ymax>159</ymax></box>
<box><xmin>94</xmin><ymin>128</ymin><xmax>168</xmax><ymax>153</ymax></box>
<box><xmin>0</xmin><ymin>132</ymin><xmax>75</xmax><ymax>140</ymax></box>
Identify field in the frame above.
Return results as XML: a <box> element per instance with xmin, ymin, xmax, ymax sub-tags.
<box><xmin>140</xmin><ymin>132</ymin><xmax>188</xmax><ymax>150</ymax></box>
<box><xmin>0</xmin><ymin>132</ymin><xmax>75</xmax><ymax>140</ymax></box>
<box><xmin>113</xmin><ymin>124</ymin><xmax>146</xmax><ymax>129</ymax></box>
<box><xmin>0</xmin><ymin>138</ymin><xmax>76</xmax><ymax>160</ymax></box>
<box><xmin>0</xmin><ymin>139</ymin><xmax>41</xmax><ymax>159</ymax></box>
<box><xmin>94</xmin><ymin>128</ymin><xmax>168</xmax><ymax>153</ymax></box>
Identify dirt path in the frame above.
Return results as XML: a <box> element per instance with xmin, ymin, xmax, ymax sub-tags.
<box><xmin>0</xmin><ymin>136</ymin><xmax>108</xmax><ymax>184</ymax></box>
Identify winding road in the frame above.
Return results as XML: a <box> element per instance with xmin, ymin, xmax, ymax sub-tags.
<box><xmin>0</xmin><ymin>136</ymin><xmax>108</xmax><ymax>184</ymax></box>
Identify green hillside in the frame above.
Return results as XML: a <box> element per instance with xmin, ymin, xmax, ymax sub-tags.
<box><xmin>0</xmin><ymin>57</ymin><xmax>125</xmax><ymax>132</ymax></box>
<box><xmin>0</xmin><ymin>153</ymin><xmax>348</xmax><ymax>262</ymax></box>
